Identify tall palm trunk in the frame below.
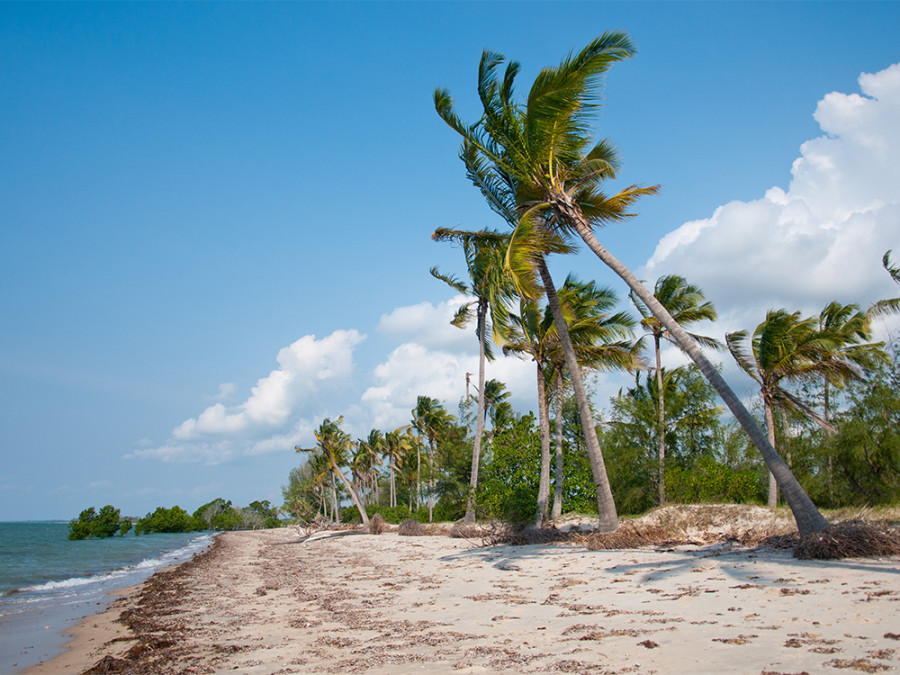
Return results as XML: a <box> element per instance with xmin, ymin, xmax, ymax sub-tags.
<box><xmin>654</xmin><ymin>335</ymin><xmax>667</xmax><ymax>505</ymax></box>
<box><xmin>537</xmin><ymin>257</ymin><xmax>619</xmax><ymax>532</ymax></box>
<box><xmin>565</xmin><ymin>210</ymin><xmax>827</xmax><ymax>537</ymax></box>
<box><xmin>764</xmin><ymin>397</ymin><xmax>778</xmax><ymax>509</ymax></box>
<box><xmin>428</xmin><ymin>436</ymin><xmax>435</xmax><ymax>522</ymax></box>
<box><xmin>535</xmin><ymin>359</ymin><xmax>552</xmax><ymax>526</ymax></box>
<box><xmin>552</xmin><ymin>372</ymin><xmax>565</xmax><ymax>520</ymax></box>
<box><xmin>464</xmin><ymin>299</ymin><xmax>489</xmax><ymax>523</ymax></box>
<box><xmin>330</xmin><ymin>473</ymin><xmax>339</xmax><ymax>525</ymax></box>
<box><xmin>416</xmin><ymin>446</ymin><xmax>421</xmax><ymax>510</ymax></box>
<box><xmin>389</xmin><ymin>454</ymin><xmax>397</xmax><ymax>508</ymax></box>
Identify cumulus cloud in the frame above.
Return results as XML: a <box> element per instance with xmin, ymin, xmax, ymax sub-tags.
<box><xmin>377</xmin><ymin>294</ymin><xmax>474</xmax><ymax>352</ymax></box>
<box><xmin>130</xmin><ymin>330</ymin><xmax>365</xmax><ymax>464</ymax></box>
<box><xmin>357</xmin><ymin>298</ymin><xmax>535</xmax><ymax>431</ymax></box>
<box><xmin>644</xmin><ymin>62</ymin><xmax>900</xmax><ymax>336</ymax></box>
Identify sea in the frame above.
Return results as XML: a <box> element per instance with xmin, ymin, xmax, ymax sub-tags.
<box><xmin>0</xmin><ymin>521</ymin><xmax>215</xmax><ymax>673</ymax></box>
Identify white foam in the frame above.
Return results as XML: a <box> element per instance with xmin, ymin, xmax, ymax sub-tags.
<box><xmin>22</xmin><ymin>533</ymin><xmax>214</xmax><ymax>595</ymax></box>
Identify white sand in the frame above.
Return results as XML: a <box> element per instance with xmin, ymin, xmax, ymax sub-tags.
<box><xmin>27</xmin><ymin>527</ymin><xmax>900</xmax><ymax>674</ymax></box>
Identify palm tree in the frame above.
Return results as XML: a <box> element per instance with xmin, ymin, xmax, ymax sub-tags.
<box><xmin>631</xmin><ymin>275</ymin><xmax>722</xmax><ymax>505</ymax></box>
<box><xmin>505</xmin><ymin>276</ymin><xmax>637</xmax><ymax>525</ymax></box>
<box><xmin>503</xmin><ymin>295</ymin><xmax>556</xmax><ymax>526</ymax></box>
<box><xmin>431</xmin><ymin>228</ymin><xmax>513</xmax><ymax>523</ymax></box>
<box><xmin>549</xmin><ymin>278</ymin><xmax>639</xmax><ymax>519</ymax></box>
<box><xmin>726</xmin><ymin>311</ymin><xmax>845</xmax><ymax>508</ymax></box>
<box><xmin>383</xmin><ymin>425</ymin><xmax>414</xmax><ymax>509</ymax></box>
<box><xmin>869</xmin><ymin>250</ymin><xmax>900</xmax><ymax>318</ymax></box>
<box><xmin>296</xmin><ymin>417</ymin><xmax>369</xmax><ymax>527</ymax></box>
<box><xmin>411</xmin><ymin>396</ymin><xmax>454</xmax><ymax>522</ymax></box>
<box><xmin>355</xmin><ymin>429</ymin><xmax>384</xmax><ymax>506</ymax></box>
<box><xmin>435</xmin><ymin>33</ymin><xmax>828</xmax><ymax>536</ymax></box>
<box><xmin>817</xmin><ymin>301</ymin><xmax>887</xmax><ymax>422</ymax></box>
<box><xmin>482</xmin><ymin>379</ymin><xmax>513</xmax><ymax>432</ymax></box>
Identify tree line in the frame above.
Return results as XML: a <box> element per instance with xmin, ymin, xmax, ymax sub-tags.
<box><xmin>68</xmin><ymin>498</ymin><xmax>282</xmax><ymax>539</ymax></box>
<box><xmin>284</xmin><ymin>33</ymin><xmax>899</xmax><ymax>537</ymax></box>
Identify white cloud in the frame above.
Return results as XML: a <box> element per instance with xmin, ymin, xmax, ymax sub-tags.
<box><xmin>203</xmin><ymin>382</ymin><xmax>237</xmax><ymax>402</ymax></box>
<box><xmin>377</xmin><ymin>295</ymin><xmax>474</xmax><ymax>352</ymax></box>
<box><xmin>644</xmin><ymin>62</ymin><xmax>900</xmax><ymax>336</ymax></box>
<box><xmin>130</xmin><ymin>330</ymin><xmax>365</xmax><ymax>464</ymax></box>
<box><xmin>359</xmin><ymin>297</ymin><xmax>536</xmax><ymax>431</ymax></box>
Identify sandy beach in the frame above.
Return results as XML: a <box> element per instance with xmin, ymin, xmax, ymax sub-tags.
<box><xmin>25</xmin><ymin>524</ymin><xmax>900</xmax><ymax>674</ymax></box>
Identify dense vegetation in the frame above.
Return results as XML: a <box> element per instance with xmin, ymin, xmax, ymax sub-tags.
<box><xmin>68</xmin><ymin>505</ymin><xmax>132</xmax><ymax>540</ymax></box>
<box><xmin>69</xmin><ymin>498</ymin><xmax>282</xmax><ymax>539</ymax></box>
<box><xmin>282</xmin><ymin>35</ymin><xmax>900</xmax><ymax>534</ymax></box>
<box><xmin>282</xmin><ymin>342</ymin><xmax>900</xmax><ymax>527</ymax></box>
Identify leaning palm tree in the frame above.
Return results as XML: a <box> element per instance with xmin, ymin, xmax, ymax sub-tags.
<box><xmin>296</xmin><ymin>417</ymin><xmax>369</xmax><ymax>527</ymax></box>
<box><xmin>435</xmin><ymin>33</ymin><xmax>828</xmax><ymax>536</ymax></box>
<box><xmin>726</xmin><ymin>311</ymin><xmax>844</xmax><ymax>508</ymax></box>
<box><xmin>631</xmin><ymin>275</ymin><xmax>722</xmax><ymax>505</ymax></box>
<box><xmin>432</xmin><ymin>228</ymin><xmax>514</xmax><ymax>523</ymax></box>
<box><xmin>869</xmin><ymin>250</ymin><xmax>900</xmax><ymax>318</ymax></box>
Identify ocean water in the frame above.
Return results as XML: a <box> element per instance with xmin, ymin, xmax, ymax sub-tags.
<box><xmin>0</xmin><ymin>522</ymin><xmax>215</xmax><ymax>673</ymax></box>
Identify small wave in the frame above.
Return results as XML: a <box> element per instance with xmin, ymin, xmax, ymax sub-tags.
<box><xmin>20</xmin><ymin>533</ymin><xmax>214</xmax><ymax>596</ymax></box>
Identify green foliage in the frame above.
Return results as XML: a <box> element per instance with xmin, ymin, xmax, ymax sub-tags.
<box><xmin>135</xmin><ymin>505</ymin><xmax>196</xmax><ymax>535</ymax></box>
<box><xmin>245</xmin><ymin>500</ymin><xmax>281</xmax><ymax>529</ymax></box>
<box><xmin>476</xmin><ymin>414</ymin><xmax>541</xmax><ymax>523</ymax></box>
<box><xmin>379</xmin><ymin>505</ymin><xmax>412</xmax><ymax>524</ymax></box>
<box><xmin>68</xmin><ymin>505</ymin><xmax>130</xmax><ymax>540</ymax></box>
<box><xmin>665</xmin><ymin>456</ymin><xmax>760</xmax><ymax>504</ymax></box>
<box><xmin>282</xmin><ymin>464</ymin><xmax>322</xmax><ymax>521</ymax></box>
<box><xmin>798</xmin><ymin>343</ymin><xmax>900</xmax><ymax>507</ymax></box>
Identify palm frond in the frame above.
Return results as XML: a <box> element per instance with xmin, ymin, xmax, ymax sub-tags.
<box><xmin>726</xmin><ymin>330</ymin><xmax>761</xmax><ymax>385</ymax></box>
<box><xmin>429</xmin><ymin>265</ymin><xmax>469</xmax><ymax>295</ymax></box>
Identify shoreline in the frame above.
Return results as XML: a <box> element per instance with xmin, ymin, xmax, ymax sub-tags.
<box><xmin>24</xmin><ymin>527</ymin><xmax>900</xmax><ymax>674</ymax></box>
<box><xmin>2</xmin><ymin>529</ymin><xmax>216</xmax><ymax>674</ymax></box>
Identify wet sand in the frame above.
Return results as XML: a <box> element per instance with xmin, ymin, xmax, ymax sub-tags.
<box><xmin>25</xmin><ymin>527</ymin><xmax>900</xmax><ymax>674</ymax></box>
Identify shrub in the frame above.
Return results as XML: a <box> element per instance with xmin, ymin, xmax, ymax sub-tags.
<box><xmin>379</xmin><ymin>505</ymin><xmax>412</xmax><ymax>524</ymax></box>
<box><xmin>135</xmin><ymin>506</ymin><xmax>195</xmax><ymax>535</ymax></box>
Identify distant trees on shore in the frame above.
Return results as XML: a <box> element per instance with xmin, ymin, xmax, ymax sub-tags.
<box><xmin>68</xmin><ymin>505</ymin><xmax>132</xmax><ymax>539</ymax></box>
<box><xmin>67</xmin><ymin>498</ymin><xmax>282</xmax><ymax>539</ymax></box>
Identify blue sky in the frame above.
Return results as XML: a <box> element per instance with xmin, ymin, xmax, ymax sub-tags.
<box><xmin>2</xmin><ymin>2</ymin><xmax>899</xmax><ymax>520</ymax></box>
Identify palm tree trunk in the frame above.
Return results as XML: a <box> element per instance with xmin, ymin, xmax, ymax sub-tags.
<box><xmin>764</xmin><ymin>398</ymin><xmax>778</xmax><ymax>509</ymax></box>
<box><xmin>331</xmin><ymin>473</ymin><xmax>339</xmax><ymax>525</ymax></box>
<box><xmin>416</xmin><ymin>445</ymin><xmax>421</xmax><ymax>510</ymax></box>
<box><xmin>535</xmin><ymin>360</ymin><xmax>552</xmax><ymax>526</ymax></box>
<box><xmin>552</xmin><ymin>372</ymin><xmax>565</xmax><ymax>520</ymax></box>
<box><xmin>654</xmin><ymin>336</ymin><xmax>667</xmax><ymax>505</ymax></box>
<box><xmin>567</xmin><ymin>215</ymin><xmax>827</xmax><ymax>537</ymax></box>
<box><xmin>389</xmin><ymin>454</ymin><xmax>397</xmax><ymax>508</ymax></box>
<box><xmin>428</xmin><ymin>438</ymin><xmax>435</xmax><ymax>522</ymax></box>
<box><xmin>537</xmin><ymin>257</ymin><xmax>619</xmax><ymax>532</ymax></box>
<box><xmin>464</xmin><ymin>300</ymin><xmax>489</xmax><ymax>524</ymax></box>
